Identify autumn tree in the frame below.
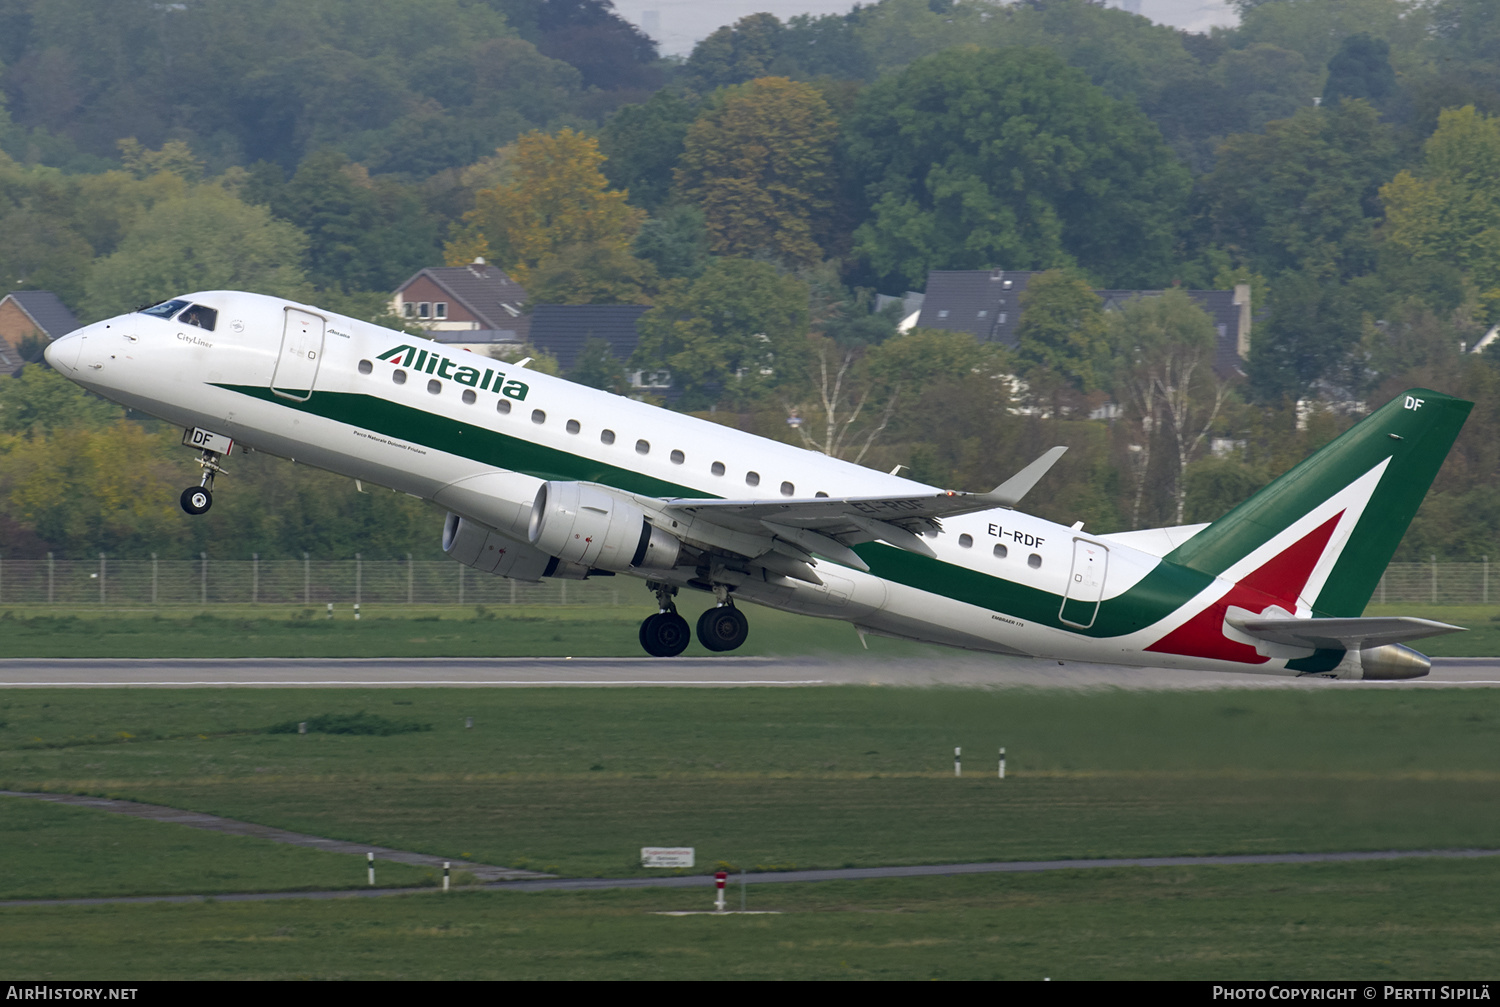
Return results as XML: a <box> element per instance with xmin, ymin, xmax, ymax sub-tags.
<box><xmin>1382</xmin><ymin>106</ymin><xmax>1500</xmax><ymax>320</ymax></box>
<box><xmin>674</xmin><ymin>77</ymin><xmax>837</xmax><ymax>268</ymax></box>
<box><xmin>448</xmin><ymin>128</ymin><xmax>646</xmax><ymax>286</ymax></box>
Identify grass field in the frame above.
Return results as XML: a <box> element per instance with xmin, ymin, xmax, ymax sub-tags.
<box><xmin>4</xmin><ymin>859</ymin><xmax>1499</xmax><ymax>980</ymax></box>
<box><xmin>0</xmin><ymin>601</ymin><xmax>1494</xmax><ymax>658</ymax></box>
<box><xmin>4</xmin><ymin>687</ymin><xmax>1498</xmax><ymax>893</ymax></box>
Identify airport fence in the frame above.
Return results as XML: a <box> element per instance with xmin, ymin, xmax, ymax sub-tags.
<box><xmin>0</xmin><ymin>556</ymin><xmax>1491</xmax><ymax>609</ymax></box>
<box><xmin>0</xmin><ymin>556</ymin><xmax>633</xmax><ymax>608</ymax></box>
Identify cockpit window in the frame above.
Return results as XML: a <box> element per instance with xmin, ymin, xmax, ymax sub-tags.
<box><xmin>139</xmin><ymin>298</ymin><xmax>190</xmax><ymax>320</ymax></box>
<box><xmin>179</xmin><ymin>304</ymin><xmax>217</xmax><ymax>331</ymax></box>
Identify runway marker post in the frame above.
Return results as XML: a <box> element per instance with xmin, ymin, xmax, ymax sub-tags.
<box><xmin>465</xmin><ymin>717</ymin><xmax>473</xmax><ymax>730</ymax></box>
<box><xmin>714</xmin><ymin>871</ymin><xmax>727</xmax><ymax>913</ymax></box>
<box><xmin>443</xmin><ymin>862</ymin><xmax>450</xmax><ymax>892</ymax></box>
<box><xmin>326</xmin><ymin>602</ymin><xmax>334</xmax><ymax>620</ymax></box>
<box><xmin>955</xmin><ymin>746</ymin><xmax>961</xmax><ymax>777</ymax></box>
<box><xmin>367</xmin><ymin>852</ymin><xmax>374</xmax><ymax>886</ymax></box>
<box><xmin>999</xmin><ymin>747</ymin><xmax>1006</xmax><ymax>780</ymax></box>
<box><xmin>298</xmin><ymin>721</ymin><xmax>306</xmax><ymax>735</ymax></box>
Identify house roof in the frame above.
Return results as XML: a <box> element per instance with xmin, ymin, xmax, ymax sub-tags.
<box><xmin>395</xmin><ymin>261</ymin><xmax>527</xmax><ymax>330</ymax></box>
<box><xmin>3</xmin><ymin>291</ymin><xmax>82</xmax><ymax>340</ymax></box>
<box><xmin>916</xmin><ymin>270</ymin><xmax>1249</xmax><ymax>378</ymax></box>
<box><xmin>528</xmin><ymin>305</ymin><xmax>649</xmax><ymax>373</ymax></box>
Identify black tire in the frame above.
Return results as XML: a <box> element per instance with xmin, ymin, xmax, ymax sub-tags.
<box><xmin>696</xmin><ymin>605</ymin><xmax>749</xmax><ymax>652</ymax></box>
<box><xmin>639</xmin><ymin>612</ymin><xmax>692</xmax><ymax>657</ymax></box>
<box><xmin>180</xmin><ymin>487</ymin><xmax>213</xmax><ymax>515</ymax></box>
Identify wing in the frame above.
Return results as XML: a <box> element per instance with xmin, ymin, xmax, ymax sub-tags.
<box><xmin>1228</xmin><ymin>616</ymin><xmax>1465</xmax><ymax>651</ymax></box>
<box><xmin>662</xmin><ymin>447</ymin><xmax>1067</xmax><ymax>573</ymax></box>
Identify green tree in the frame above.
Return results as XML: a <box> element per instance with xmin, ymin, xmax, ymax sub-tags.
<box><xmin>631</xmin><ymin>204</ymin><xmax>710</xmax><ymax>281</ymax></box>
<box><xmin>1199</xmin><ymin>100</ymin><xmax>1396</xmax><ymax>282</ymax></box>
<box><xmin>568</xmin><ymin>336</ymin><xmax>627</xmax><ymax>394</ymax></box>
<box><xmin>632</xmin><ymin>259</ymin><xmax>810</xmax><ymax>409</ymax></box>
<box><xmin>1012</xmin><ymin>270</ymin><xmax>1109</xmax><ymax>394</ymax></box>
<box><xmin>674</xmin><ymin>77</ymin><xmax>838</xmax><ymax>268</ymax></box>
<box><xmin>0</xmin><ymin>365</ymin><xmax>122</xmax><ymax>435</ymax></box>
<box><xmin>1322</xmin><ymin>34</ymin><xmax>1398</xmax><ymax>110</ymax></box>
<box><xmin>81</xmin><ymin>184</ymin><xmax>309</xmax><ymax>321</ymax></box>
<box><xmin>1381</xmin><ymin>106</ymin><xmax>1500</xmax><ymax>319</ymax></box>
<box><xmin>680</xmin><ymin>13</ymin><xmax>783</xmax><ymax>92</ymax></box>
<box><xmin>845</xmin><ymin>47</ymin><xmax>1188</xmax><ymax>290</ymax></box>
<box><xmin>522</xmin><ymin>242</ymin><xmax>655</xmax><ymax>305</ymax></box>
<box><xmin>448</xmin><ymin>129</ymin><xmax>645</xmax><ymax>286</ymax></box>
<box><xmin>598</xmin><ymin>89</ymin><xmax>698</xmax><ymax>212</ymax></box>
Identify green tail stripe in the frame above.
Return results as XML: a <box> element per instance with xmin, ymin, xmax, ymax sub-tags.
<box><xmin>1166</xmin><ymin>389</ymin><xmax>1471</xmax><ymax>616</ymax></box>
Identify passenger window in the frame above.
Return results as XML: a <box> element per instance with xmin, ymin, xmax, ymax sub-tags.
<box><xmin>780</xmin><ymin>481</ymin><xmax>794</xmax><ymax>497</ymax></box>
<box><xmin>1028</xmin><ymin>553</ymin><xmax>1042</xmax><ymax>569</ymax></box>
<box><xmin>180</xmin><ymin>304</ymin><xmax>217</xmax><ymax>331</ymax></box>
<box><xmin>496</xmin><ymin>399</ymin><xmax>511</xmax><ymax>415</ymax></box>
<box><xmin>428</xmin><ymin>379</ymin><xmax>442</xmax><ymax>395</ymax></box>
<box><xmin>393</xmin><ymin>369</ymin><xmax>407</xmax><ymax>385</ymax></box>
<box><xmin>601</xmin><ymin>429</ymin><xmax>616</xmax><ymax>445</ymax></box>
<box><xmin>566</xmin><ymin>419</ymin><xmax>581</xmax><ymax>434</ymax></box>
<box><xmin>711</xmin><ymin>461</ymin><xmax>726</xmax><ymax>476</ymax></box>
<box><xmin>746</xmin><ymin>471</ymin><xmax>760</xmax><ymax>487</ymax></box>
<box><xmin>959</xmin><ymin>534</ymin><xmax>973</xmax><ymax>548</ymax></box>
<box><xmin>670</xmin><ymin>449</ymin><xmax>685</xmax><ymax>465</ymax></box>
<box><xmin>358</xmin><ymin>359</ymin><xmax>373</xmax><ymax>374</ymax></box>
<box><xmin>532</xmin><ymin>409</ymin><xmax>546</xmax><ymax>424</ymax></box>
<box><xmin>140</xmin><ymin>298</ymin><xmax>189</xmax><ymax>319</ymax></box>
<box><xmin>993</xmin><ymin>544</ymin><xmax>1008</xmax><ymax>559</ymax></box>
<box><xmin>815</xmin><ymin>491</ymin><xmax>829</xmax><ymax>498</ymax></box>
<box><xmin>462</xmin><ymin>389</ymin><xmax>476</xmax><ymax>405</ymax></box>
<box><xmin>636</xmin><ymin>439</ymin><xmax>650</xmax><ymax>455</ymax></box>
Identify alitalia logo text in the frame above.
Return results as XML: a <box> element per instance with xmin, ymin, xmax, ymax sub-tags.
<box><xmin>378</xmin><ymin>345</ymin><xmax>529</xmax><ymax>400</ymax></box>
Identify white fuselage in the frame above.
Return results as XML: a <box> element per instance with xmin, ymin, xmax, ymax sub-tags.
<box><xmin>46</xmin><ymin>290</ymin><xmax>1285</xmax><ymax>673</ymax></box>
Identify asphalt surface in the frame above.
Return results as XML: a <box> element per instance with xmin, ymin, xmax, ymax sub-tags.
<box><xmin>4</xmin><ymin>848</ymin><xmax>1497</xmax><ymax>909</ymax></box>
<box><xmin>0</xmin><ymin>655</ymin><xmax>1498</xmax><ymax>688</ymax></box>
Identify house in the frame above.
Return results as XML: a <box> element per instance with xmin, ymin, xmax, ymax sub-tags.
<box><xmin>913</xmin><ymin>269</ymin><xmax>1253</xmax><ymax>378</ymax></box>
<box><xmin>528</xmin><ymin>304</ymin><xmax>670</xmax><ymax>391</ymax></box>
<box><xmin>0</xmin><ymin>291</ymin><xmax>82</xmax><ymax>375</ymax></box>
<box><xmin>391</xmin><ymin>258</ymin><xmax>531</xmax><ymax>352</ymax></box>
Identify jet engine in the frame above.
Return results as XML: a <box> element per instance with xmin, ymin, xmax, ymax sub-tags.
<box><xmin>443</xmin><ymin>512</ymin><xmax>558</xmax><ymax>581</ymax></box>
<box><xmin>528</xmin><ymin>481</ymin><xmax>681</xmax><ymax>572</ymax></box>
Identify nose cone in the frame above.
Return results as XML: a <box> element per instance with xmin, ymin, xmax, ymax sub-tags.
<box><xmin>44</xmin><ymin>330</ymin><xmax>83</xmax><ymax>373</ymax></box>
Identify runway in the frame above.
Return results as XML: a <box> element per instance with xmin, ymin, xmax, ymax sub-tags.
<box><xmin>1</xmin><ymin>656</ymin><xmax>1498</xmax><ymax>687</ymax></box>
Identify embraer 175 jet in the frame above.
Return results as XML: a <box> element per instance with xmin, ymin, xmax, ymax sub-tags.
<box><xmin>45</xmin><ymin>291</ymin><xmax>1470</xmax><ymax>679</ymax></box>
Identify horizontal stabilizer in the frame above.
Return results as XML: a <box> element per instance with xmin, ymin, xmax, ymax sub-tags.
<box><xmin>1228</xmin><ymin>616</ymin><xmax>1465</xmax><ymax>651</ymax></box>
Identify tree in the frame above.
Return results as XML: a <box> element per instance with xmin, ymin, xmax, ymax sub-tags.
<box><xmin>1322</xmin><ymin>34</ymin><xmax>1398</xmax><ymax>110</ymax></box>
<box><xmin>1107</xmin><ymin>289</ymin><xmax>1228</xmax><ymax>526</ymax></box>
<box><xmin>569</xmin><ymin>336</ymin><xmax>628</xmax><ymax>394</ymax></box>
<box><xmin>845</xmin><ymin>47</ymin><xmax>1188</xmax><ymax>290</ymax></box>
<box><xmin>81</xmin><ymin>183</ymin><xmax>309</xmax><ymax>321</ymax></box>
<box><xmin>632</xmin><ymin>259</ymin><xmax>809</xmax><ymax>409</ymax></box>
<box><xmin>1381</xmin><ymin>106</ymin><xmax>1500</xmax><ymax>320</ymax></box>
<box><xmin>1012</xmin><ymin>270</ymin><xmax>1109</xmax><ymax>395</ymax></box>
<box><xmin>674</xmin><ymin>78</ymin><xmax>838</xmax><ymax>268</ymax></box>
<box><xmin>598</xmin><ymin>89</ymin><xmax>698</xmax><ymax>211</ymax></box>
<box><xmin>0</xmin><ymin>365</ymin><xmax>122</xmax><ymax>435</ymax></box>
<box><xmin>1199</xmin><ymin>100</ymin><xmax>1396</xmax><ymax>283</ymax></box>
<box><xmin>631</xmin><ymin>204</ymin><xmax>710</xmax><ymax>281</ymax></box>
<box><xmin>522</xmin><ymin>242</ymin><xmax>655</xmax><ymax>305</ymax></box>
<box><xmin>448</xmin><ymin>129</ymin><xmax>645</xmax><ymax>286</ymax></box>
<box><xmin>679</xmin><ymin>13</ymin><xmax>783</xmax><ymax>92</ymax></box>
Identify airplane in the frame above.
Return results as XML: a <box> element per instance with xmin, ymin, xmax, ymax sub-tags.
<box><xmin>43</xmin><ymin>290</ymin><xmax>1471</xmax><ymax>680</ymax></box>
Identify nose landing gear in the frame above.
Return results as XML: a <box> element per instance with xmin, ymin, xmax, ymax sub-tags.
<box><xmin>180</xmin><ymin>448</ymin><xmax>228</xmax><ymax>516</ymax></box>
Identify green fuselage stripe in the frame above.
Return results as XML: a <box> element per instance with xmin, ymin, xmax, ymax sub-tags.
<box><xmin>219</xmin><ymin>384</ymin><xmax>1205</xmax><ymax>638</ymax></box>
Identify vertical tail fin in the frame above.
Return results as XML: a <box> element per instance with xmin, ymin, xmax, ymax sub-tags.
<box><xmin>1165</xmin><ymin>389</ymin><xmax>1471</xmax><ymax>616</ymax></box>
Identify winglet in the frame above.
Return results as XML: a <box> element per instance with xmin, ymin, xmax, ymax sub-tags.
<box><xmin>987</xmin><ymin>446</ymin><xmax>1067</xmax><ymax>508</ymax></box>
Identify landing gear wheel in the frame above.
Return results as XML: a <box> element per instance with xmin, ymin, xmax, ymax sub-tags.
<box><xmin>180</xmin><ymin>487</ymin><xmax>213</xmax><ymax>515</ymax></box>
<box><xmin>696</xmin><ymin>605</ymin><xmax>749</xmax><ymax>652</ymax></box>
<box><xmin>639</xmin><ymin>611</ymin><xmax>692</xmax><ymax>657</ymax></box>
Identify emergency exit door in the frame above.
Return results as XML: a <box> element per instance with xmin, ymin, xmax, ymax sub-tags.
<box><xmin>1059</xmin><ymin>539</ymin><xmax>1108</xmax><ymax>628</ymax></box>
<box><xmin>271</xmin><ymin>307</ymin><xmax>325</xmax><ymax>401</ymax></box>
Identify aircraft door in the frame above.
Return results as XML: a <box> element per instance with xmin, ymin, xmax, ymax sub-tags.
<box><xmin>1059</xmin><ymin>539</ymin><xmax>1108</xmax><ymax>629</ymax></box>
<box><xmin>271</xmin><ymin>308</ymin><xmax>325</xmax><ymax>401</ymax></box>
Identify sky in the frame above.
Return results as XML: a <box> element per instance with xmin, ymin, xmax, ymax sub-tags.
<box><xmin>611</xmin><ymin>1</ymin><xmax>1240</xmax><ymax>58</ymax></box>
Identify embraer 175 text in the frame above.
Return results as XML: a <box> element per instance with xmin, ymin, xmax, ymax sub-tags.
<box><xmin>46</xmin><ymin>291</ymin><xmax>1472</xmax><ymax>679</ymax></box>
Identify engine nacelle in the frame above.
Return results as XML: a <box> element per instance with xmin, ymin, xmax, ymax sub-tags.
<box><xmin>442</xmin><ymin>512</ymin><xmax>555</xmax><ymax>582</ymax></box>
<box><xmin>528</xmin><ymin>481</ymin><xmax>681</xmax><ymax>571</ymax></box>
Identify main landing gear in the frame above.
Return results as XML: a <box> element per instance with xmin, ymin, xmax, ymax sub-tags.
<box><xmin>638</xmin><ymin>583</ymin><xmax>751</xmax><ymax>657</ymax></box>
<box><xmin>180</xmin><ymin>447</ymin><xmax>227</xmax><ymax>516</ymax></box>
